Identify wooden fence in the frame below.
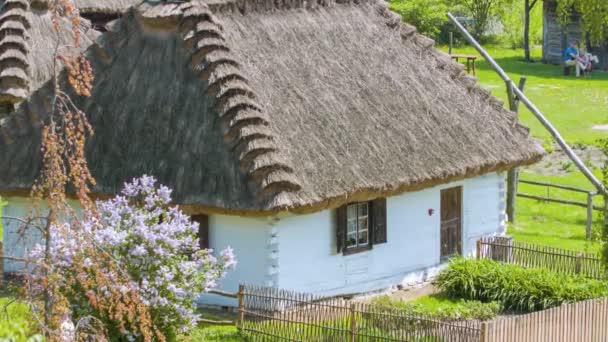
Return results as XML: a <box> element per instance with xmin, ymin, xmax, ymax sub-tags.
<box><xmin>237</xmin><ymin>284</ymin><xmax>481</xmax><ymax>341</ymax></box>
<box><xmin>480</xmin><ymin>298</ymin><xmax>608</xmax><ymax>342</ymax></box>
<box><xmin>516</xmin><ymin>179</ymin><xmax>603</xmax><ymax>240</ymax></box>
<box><xmin>477</xmin><ymin>236</ymin><xmax>607</xmax><ymax>280</ymax></box>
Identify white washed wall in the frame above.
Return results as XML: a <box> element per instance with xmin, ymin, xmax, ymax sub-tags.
<box><xmin>2</xmin><ymin>197</ymin><xmax>83</xmax><ymax>273</ymax></box>
<box><xmin>198</xmin><ymin>215</ymin><xmax>272</xmax><ymax>306</ymax></box>
<box><xmin>3</xmin><ymin>172</ymin><xmax>506</xmax><ymax>304</ymax></box>
<box><xmin>274</xmin><ymin>172</ymin><xmax>506</xmax><ymax>296</ymax></box>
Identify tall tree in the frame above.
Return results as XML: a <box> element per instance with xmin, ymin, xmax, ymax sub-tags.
<box><xmin>524</xmin><ymin>0</ymin><xmax>539</xmax><ymax>62</ymax></box>
<box><xmin>557</xmin><ymin>0</ymin><xmax>608</xmax><ymax>45</ymax></box>
<box><xmin>451</xmin><ymin>0</ymin><xmax>515</xmax><ymax>39</ymax></box>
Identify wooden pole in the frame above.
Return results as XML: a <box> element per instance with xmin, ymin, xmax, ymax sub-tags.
<box><xmin>449</xmin><ymin>32</ymin><xmax>454</xmax><ymax>55</ymax></box>
<box><xmin>237</xmin><ymin>284</ymin><xmax>245</xmax><ymax>330</ymax></box>
<box><xmin>447</xmin><ymin>13</ymin><xmax>606</xmax><ymax>195</ymax></box>
<box><xmin>480</xmin><ymin>321</ymin><xmax>488</xmax><ymax>342</ymax></box>
<box><xmin>349</xmin><ymin>303</ymin><xmax>357</xmax><ymax>342</ymax></box>
<box><xmin>505</xmin><ymin>78</ymin><xmax>527</xmax><ymax>223</ymax></box>
<box><xmin>476</xmin><ymin>239</ymin><xmax>482</xmax><ymax>259</ymax></box>
<box><xmin>586</xmin><ymin>192</ymin><xmax>594</xmax><ymax>240</ymax></box>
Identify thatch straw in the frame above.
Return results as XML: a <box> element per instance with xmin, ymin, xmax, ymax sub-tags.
<box><xmin>31</xmin><ymin>0</ymin><xmax>143</xmax><ymax>14</ymax></box>
<box><xmin>0</xmin><ymin>0</ymin><xmax>29</xmax><ymax>104</ymax></box>
<box><xmin>0</xmin><ymin>0</ymin><xmax>543</xmax><ymax>216</ymax></box>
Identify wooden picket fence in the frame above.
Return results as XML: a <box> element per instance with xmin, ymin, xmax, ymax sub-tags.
<box><xmin>480</xmin><ymin>298</ymin><xmax>608</xmax><ymax>342</ymax></box>
<box><xmin>236</xmin><ymin>284</ymin><xmax>481</xmax><ymax>341</ymax></box>
<box><xmin>477</xmin><ymin>236</ymin><xmax>607</xmax><ymax>280</ymax></box>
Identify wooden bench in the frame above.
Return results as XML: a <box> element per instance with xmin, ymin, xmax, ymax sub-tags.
<box><xmin>450</xmin><ymin>54</ymin><xmax>477</xmax><ymax>75</ymax></box>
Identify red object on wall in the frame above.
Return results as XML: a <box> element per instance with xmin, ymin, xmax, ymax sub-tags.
<box><xmin>428</xmin><ymin>209</ymin><xmax>434</xmax><ymax>216</ymax></box>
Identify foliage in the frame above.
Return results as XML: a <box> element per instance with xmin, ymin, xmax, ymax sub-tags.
<box><xmin>557</xmin><ymin>0</ymin><xmax>608</xmax><ymax>45</ymax></box>
<box><xmin>373</xmin><ymin>295</ymin><xmax>501</xmax><ymax>320</ymax></box>
<box><xmin>436</xmin><ymin>258</ymin><xmax>608</xmax><ymax>313</ymax></box>
<box><xmin>0</xmin><ymin>297</ymin><xmax>42</xmax><ymax>341</ymax></box>
<box><xmin>30</xmin><ymin>176</ymin><xmax>236</xmax><ymax>340</ymax></box>
<box><xmin>388</xmin><ymin>0</ymin><xmax>451</xmax><ymax>40</ymax></box>
<box><xmin>500</xmin><ymin>0</ymin><xmax>543</xmax><ymax>49</ymax></box>
<box><xmin>448</xmin><ymin>0</ymin><xmax>515</xmax><ymax>39</ymax></box>
<box><xmin>597</xmin><ymin>138</ymin><xmax>608</xmax><ymax>268</ymax></box>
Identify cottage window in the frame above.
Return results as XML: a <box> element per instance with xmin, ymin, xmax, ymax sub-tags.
<box><xmin>337</xmin><ymin>198</ymin><xmax>387</xmax><ymax>255</ymax></box>
<box><xmin>346</xmin><ymin>203</ymin><xmax>369</xmax><ymax>248</ymax></box>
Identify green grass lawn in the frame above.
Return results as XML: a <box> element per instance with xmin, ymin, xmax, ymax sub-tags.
<box><xmin>510</xmin><ymin>172</ymin><xmax>603</xmax><ymax>254</ymax></box>
<box><xmin>441</xmin><ymin>45</ymin><xmax>607</xmax><ymax>253</ymax></box>
<box><xmin>441</xmin><ymin>46</ymin><xmax>608</xmax><ymax>147</ymax></box>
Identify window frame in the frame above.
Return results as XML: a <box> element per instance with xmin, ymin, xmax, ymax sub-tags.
<box><xmin>343</xmin><ymin>202</ymin><xmax>373</xmax><ymax>255</ymax></box>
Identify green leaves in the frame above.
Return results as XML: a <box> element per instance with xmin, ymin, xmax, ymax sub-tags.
<box><xmin>435</xmin><ymin>258</ymin><xmax>608</xmax><ymax>313</ymax></box>
<box><xmin>557</xmin><ymin>0</ymin><xmax>608</xmax><ymax>45</ymax></box>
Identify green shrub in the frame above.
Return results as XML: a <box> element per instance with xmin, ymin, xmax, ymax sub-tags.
<box><xmin>388</xmin><ymin>0</ymin><xmax>451</xmax><ymax>41</ymax></box>
<box><xmin>372</xmin><ymin>295</ymin><xmax>501</xmax><ymax>321</ymax></box>
<box><xmin>0</xmin><ymin>297</ymin><xmax>42</xmax><ymax>341</ymax></box>
<box><xmin>436</xmin><ymin>258</ymin><xmax>608</xmax><ymax>313</ymax></box>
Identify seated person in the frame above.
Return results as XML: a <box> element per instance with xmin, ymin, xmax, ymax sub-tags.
<box><xmin>564</xmin><ymin>40</ymin><xmax>586</xmax><ymax>77</ymax></box>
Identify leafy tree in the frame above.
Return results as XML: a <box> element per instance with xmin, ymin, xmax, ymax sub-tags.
<box><xmin>557</xmin><ymin>0</ymin><xmax>608</xmax><ymax>45</ymax></box>
<box><xmin>449</xmin><ymin>0</ymin><xmax>516</xmax><ymax>39</ymax></box>
<box><xmin>389</xmin><ymin>0</ymin><xmax>452</xmax><ymax>40</ymax></box>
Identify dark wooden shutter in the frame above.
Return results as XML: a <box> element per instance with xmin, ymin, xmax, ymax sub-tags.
<box><xmin>192</xmin><ymin>215</ymin><xmax>209</xmax><ymax>250</ymax></box>
<box><xmin>336</xmin><ymin>205</ymin><xmax>347</xmax><ymax>253</ymax></box>
<box><xmin>372</xmin><ymin>198</ymin><xmax>387</xmax><ymax>244</ymax></box>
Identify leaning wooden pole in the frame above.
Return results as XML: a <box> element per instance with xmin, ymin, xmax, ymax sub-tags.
<box><xmin>447</xmin><ymin>13</ymin><xmax>606</xmax><ymax>195</ymax></box>
<box><xmin>505</xmin><ymin>78</ymin><xmax>527</xmax><ymax>223</ymax></box>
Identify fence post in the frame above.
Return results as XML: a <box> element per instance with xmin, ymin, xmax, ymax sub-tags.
<box><xmin>237</xmin><ymin>284</ymin><xmax>245</xmax><ymax>330</ymax></box>
<box><xmin>349</xmin><ymin>303</ymin><xmax>357</xmax><ymax>342</ymax></box>
<box><xmin>586</xmin><ymin>192</ymin><xmax>594</xmax><ymax>240</ymax></box>
<box><xmin>476</xmin><ymin>239</ymin><xmax>482</xmax><ymax>259</ymax></box>
<box><xmin>575</xmin><ymin>253</ymin><xmax>583</xmax><ymax>275</ymax></box>
<box><xmin>480</xmin><ymin>321</ymin><xmax>488</xmax><ymax>342</ymax></box>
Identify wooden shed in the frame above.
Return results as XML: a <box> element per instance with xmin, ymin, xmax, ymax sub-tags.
<box><xmin>542</xmin><ymin>0</ymin><xmax>607</xmax><ymax>70</ymax></box>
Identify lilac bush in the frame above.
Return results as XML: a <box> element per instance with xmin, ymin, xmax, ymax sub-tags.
<box><xmin>31</xmin><ymin>175</ymin><xmax>236</xmax><ymax>337</ymax></box>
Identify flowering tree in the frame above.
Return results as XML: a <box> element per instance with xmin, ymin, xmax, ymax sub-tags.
<box><xmin>31</xmin><ymin>176</ymin><xmax>236</xmax><ymax>340</ymax></box>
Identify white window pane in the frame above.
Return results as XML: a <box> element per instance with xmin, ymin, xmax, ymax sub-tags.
<box><xmin>347</xmin><ymin>204</ymin><xmax>357</xmax><ymax>219</ymax></box>
<box><xmin>347</xmin><ymin>233</ymin><xmax>357</xmax><ymax>247</ymax></box>
<box><xmin>358</xmin><ymin>230</ymin><xmax>368</xmax><ymax>245</ymax></box>
<box><xmin>347</xmin><ymin>220</ymin><xmax>357</xmax><ymax>234</ymax></box>
<box><xmin>358</xmin><ymin>217</ymin><xmax>368</xmax><ymax>231</ymax></box>
<box><xmin>359</xmin><ymin>203</ymin><xmax>368</xmax><ymax>216</ymax></box>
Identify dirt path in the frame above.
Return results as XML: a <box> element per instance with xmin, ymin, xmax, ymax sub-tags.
<box><xmin>523</xmin><ymin>142</ymin><xmax>605</xmax><ymax>177</ymax></box>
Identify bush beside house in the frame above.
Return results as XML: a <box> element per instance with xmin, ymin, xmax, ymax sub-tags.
<box><xmin>436</xmin><ymin>258</ymin><xmax>608</xmax><ymax>313</ymax></box>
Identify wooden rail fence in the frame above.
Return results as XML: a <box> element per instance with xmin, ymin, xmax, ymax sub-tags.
<box><xmin>477</xmin><ymin>236</ymin><xmax>607</xmax><ymax>280</ymax></box>
<box><xmin>516</xmin><ymin>179</ymin><xmax>602</xmax><ymax>240</ymax></box>
<box><xmin>237</xmin><ymin>285</ymin><xmax>481</xmax><ymax>341</ymax></box>
<box><xmin>480</xmin><ymin>298</ymin><xmax>608</xmax><ymax>342</ymax></box>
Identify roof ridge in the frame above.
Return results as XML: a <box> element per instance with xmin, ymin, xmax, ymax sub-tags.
<box><xmin>372</xmin><ymin>0</ymin><xmax>526</xmax><ymax>135</ymax></box>
<box><xmin>0</xmin><ymin>0</ymin><xmax>30</xmax><ymax>106</ymax></box>
<box><xmin>178</xmin><ymin>1</ymin><xmax>302</xmax><ymax>208</ymax></box>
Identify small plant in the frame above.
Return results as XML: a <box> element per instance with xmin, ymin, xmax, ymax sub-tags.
<box><xmin>541</xmin><ymin>141</ymin><xmax>554</xmax><ymax>154</ymax></box>
<box><xmin>435</xmin><ymin>258</ymin><xmax>608</xmax><ymax>313</ymax></box>
<box><xmin>560</xmin><ymin>161</ymin><xmax>574</xmax><ymax>172</ymax></box>
<box><xmin>372</xmin><ymin>295</ymin><xmax>501</xmax><ymax>321</ymax></box>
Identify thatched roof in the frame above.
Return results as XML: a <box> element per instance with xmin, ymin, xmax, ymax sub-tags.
<box><xmin>31</xmin><ymin>0</ymin><xmax>143</xmax><ymax>14</ymax></box>
<box><xmin>0</xmin><ymin>0</ymin><xmax>544</xmax><ymax>215</ymax></box>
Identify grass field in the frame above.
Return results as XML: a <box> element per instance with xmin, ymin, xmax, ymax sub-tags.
<box><xmin>442</xmin><ymin>46</ymin><xmax>608</xmax><ymax>147</ymax></box>
<box><xmin>441</xmin><ymin>45</ymin><xmax>607</xmax><ymax>253</ymax></box>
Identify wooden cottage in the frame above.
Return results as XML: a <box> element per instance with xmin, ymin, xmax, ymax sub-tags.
<box><xmin>0</xmin><ymin>0</ymin><xmax>544</xmax><ymax>305</ymax></box>
<box><xmin>543</xmin><ymin>0</ymin><xmax>607</xmax><ymax>69</ymax></box>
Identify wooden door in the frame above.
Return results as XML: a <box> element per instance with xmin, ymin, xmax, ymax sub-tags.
<box><xmin>440</xmin><ymin>187</ymin><xmax>462</xmax><ymax>258</ymax></box>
